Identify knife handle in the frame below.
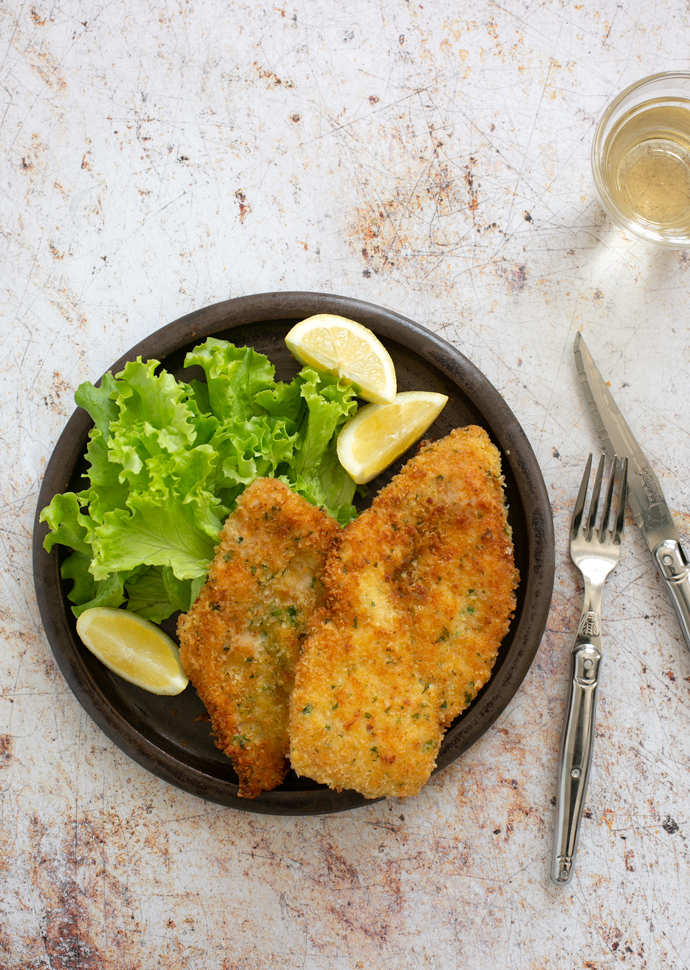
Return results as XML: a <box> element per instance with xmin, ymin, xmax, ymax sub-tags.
<box><xmin>654</xmin><ymin>539</ymin><xmax>690</xmax><ymax>652</ymax></box>
<box><xmin>551</xmin><ymin>642</ymin><xmax>601</xmax><ymax>886</ymax></box>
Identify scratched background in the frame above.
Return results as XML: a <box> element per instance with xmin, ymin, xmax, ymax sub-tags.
<box><xmin>2</xmin><ymin>0</ymin><xmax>690</xmax><ymax>967</ymax></box>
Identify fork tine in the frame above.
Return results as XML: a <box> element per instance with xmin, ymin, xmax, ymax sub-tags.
<box><xmin>571</xmin><ymin>453</ymin><xmax>592</xmax><ymax>540</ymax></box>
<box><xmin>614</xmin><ymin>457</ymin><xmax>628</xmax><ymax>542</ymax></box>
<box><xmin>598</xmin><ymin>456</ymin><xmax>619</xmax><ymax>541</ymax></box>
<box><xmin>586</xmin><ymin>455</ymin><xmax>605</xmax><ymax>538</ymax></box>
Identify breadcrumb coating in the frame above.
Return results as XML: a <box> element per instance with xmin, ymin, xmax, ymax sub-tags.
<box><xmin>289</xmin><ymin>426</ymin><xmax>519</xmax><ymax>800</ymax></box>
<box><xmin>178</xmin><ymin>478</ymin><xmax>339</xmax><ymax>798</ymax></box>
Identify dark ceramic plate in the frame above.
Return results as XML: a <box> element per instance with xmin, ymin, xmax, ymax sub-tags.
<box><xmin>33</xmin><ymin>292</ymin><xmax>554</xmax><ymax>816</ymax></box>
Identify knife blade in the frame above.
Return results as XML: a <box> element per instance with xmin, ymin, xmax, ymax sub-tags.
<box><xmin>574</xmin><ymin>332</ymin><xmax>690</xmax><ymax>651</ymax></box>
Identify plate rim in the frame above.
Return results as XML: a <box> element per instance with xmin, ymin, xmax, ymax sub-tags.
<box><xmin>32</xmin><ymin>291</ymin><xmax>555</xmax><ymax>816</ymax></box>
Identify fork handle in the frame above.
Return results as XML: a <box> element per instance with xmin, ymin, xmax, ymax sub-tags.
<box><xmin>654</xmin><ymin>539</ymin><xmax>690</xmax><ymax>653</ymax></box>
<box><xmin>551</xmin><ymin>642</ymin><xmax>601</xmax><ymax>886</ymax></box>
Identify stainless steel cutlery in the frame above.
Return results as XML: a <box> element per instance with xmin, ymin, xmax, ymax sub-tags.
<box><xmin>553</xmin><ymin>332</ymin><xmax>689</xmax><ymax>885</ymax></box>
<box><xmin>575</xmin><ymin>332</ymin><xmax>690</xmax><ymax>652</ymax></box>
<box><xmin>552</xmin><ymin>454</ymin><xmax>628</xmax><ymax>885</ymax></box>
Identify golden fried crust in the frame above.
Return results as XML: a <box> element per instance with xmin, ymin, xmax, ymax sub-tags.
<box><xmin>177</xmin><ymin>478</ymin><xmax>339</xmax><ymax>798</ymax></box>
<box><xmin>289</xmin><ymin>426</ymin><xmax>519</xmax><ymax>800</ymax></box>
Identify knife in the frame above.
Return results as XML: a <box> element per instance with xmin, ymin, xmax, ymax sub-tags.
<box><xmin>574</xmin><ymin>332</ymin><xmax>690</xmax><ymax>652</ymax></box>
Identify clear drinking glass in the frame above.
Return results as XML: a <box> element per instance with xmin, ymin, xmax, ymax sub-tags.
<box><xmin>591</xmin><ymin>72</ymin><xmax>690</xmax><ymax>248</ymax></box>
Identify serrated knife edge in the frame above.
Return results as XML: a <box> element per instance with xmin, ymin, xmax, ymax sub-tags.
<box><xmin>573</xmin><ymin>331</ymin><xmax>681</xmax><ymax>543</ymax></box>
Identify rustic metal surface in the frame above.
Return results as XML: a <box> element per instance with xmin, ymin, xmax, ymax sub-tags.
<box><xmin>2</xmin><ymin>0</ymin><xmax>690</xmax><ymax>966</ymax></box>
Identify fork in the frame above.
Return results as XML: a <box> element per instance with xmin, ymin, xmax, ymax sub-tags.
<box><xmin>551</xmin><ymin>454</ymin><xmax>628</xmax><ymax>886</ymax></box>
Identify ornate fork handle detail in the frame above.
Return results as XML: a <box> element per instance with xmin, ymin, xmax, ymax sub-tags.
<box><xmin>577</xmin><ymin>611</ymin><xmax>601</xmax><ymax>639</ymax></box>
<box><xmin>552</xmin><ymin>640</ymin><xmax>601</xmax><ymax>884</ymax></box>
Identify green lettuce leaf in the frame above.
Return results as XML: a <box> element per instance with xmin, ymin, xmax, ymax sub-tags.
<box><xmin>124</xmin><ymin>567</ymin><xmax>206</xmax><ymax>623</ymax></box>
<box><xmin>283</xmin><ymin>368</ymin><xmax>358</xmax><ymax>520</ymax></box>
<box><xmin>185</xmin><ymin>338</ymin><xmax>277</xmax><ymax>423</ymax></box>
<box><xmin>91</xmin><ymin>493</ymin><xmax>218</xmax><ymax>582</ymax></box>
<box><xmin>74</xmin><ymin>372</ymin><xmax>119</xmax><ymax>440</ymax></box>
<box><xmin>123</xmin><ymin>566</ymin><xmax>170</xmax><ymax>622</ymax></box>
<box><xmin>60</xmin><ymin>551</ymin><xmax>132</xmax><ymax>616</ymax></box>
<box><xmin>114</xmin><ymin>358</ymin><xmax>197</xmax><ymax>445</ymax></box>
<box><xmin>80</xmin><ymin>430</ymin><xmax>130</xmax><ymax>529</ymax></box>
<box><xmin>40</xmin><ymin>493</ymin><xmax>92</xmax><ymax>555</ymax></box>
<box><xmin>212</xmin><ymin>417</ymin><xmax>298</xmax><ymax>491</ymax></box>
<box><xmin>42</xmin><ymin>338</ymin><xmax>364</xmax><ymax>619</ymax></box>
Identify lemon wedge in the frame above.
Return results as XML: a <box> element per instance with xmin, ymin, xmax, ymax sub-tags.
<box><xmin>336</xmin><ymin>391</ymin><xmax>449</xmax><ymax>484</ymax></box>
<box><xmin>285</xmin><ymin>314</ymin><xmax>397</xmax><ymax>404</ymax></box>
<box><xmin>76</xmin><ymin>608</ymin><xmax>189</xmax><ymax>695</ymax></box>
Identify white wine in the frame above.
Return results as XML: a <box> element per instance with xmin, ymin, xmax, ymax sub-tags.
<box><xmin>602</xmin><ymin>99</ymin><xmax>690</xmax><ymax>236</ymax></box>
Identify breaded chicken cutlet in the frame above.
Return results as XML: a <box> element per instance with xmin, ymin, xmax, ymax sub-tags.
<box><xmin>289</xmin><ymin>426</ymin><xmax>519</xmax><ymax>800</ymax></box>
<box><xmin>177</xmin><ymin>478</ymin><xmax>339</xmax><ymax>798</ymax></box>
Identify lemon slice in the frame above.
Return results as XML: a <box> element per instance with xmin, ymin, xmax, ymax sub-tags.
<box><xmin>336</xmin><ymin>391</ymin><xmax>448</xmax><ymax>484</ymax></box>
<box><xmin>285</xmin><ymin>314</ymin><xmax>397</xmax><ymax>404</ymax></box>
<box><xmin>76</xmin><ymin>608</ymin><xmax>188</xmax><ymax>695</ymax></box>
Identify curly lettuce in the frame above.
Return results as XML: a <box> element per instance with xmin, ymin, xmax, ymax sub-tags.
<box><xmin>40</xmin><ymin>338</ymin><xmax>360</xmax><ymax>621</ymax></box>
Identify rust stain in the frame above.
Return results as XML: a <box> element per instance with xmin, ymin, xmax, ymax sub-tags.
<box><xmin>235</xmin><ymin>189</ymin><xmax>251</xmax><ymax>223</ymax></box>
<box><xmin>324</xmin><ymin>844</ymin><xmax>360</xmax><ymax>888</ymax></box>
<box><xmin>27</xmin><ymin>813</ymin><xmax>106</xmax><ymax>969</ymax></box>
<box><xmin>42</xmin><ymin>372</ymin><xmax>73</xmax><ymax>415</ymax></box>
<box><xmin>253</xmin><ymin>62</ymin><xmax>294</xmax><ymax>88</ymax></box>
<box><xmin>19</xmin><ymin>133</ymin><xmax>49</xmax><ymax>184</ymax></box>
<box><xmin>27</xmin><ymin>30</ymin><xmax>68</xmax><ymax>92</ymax></box>
<box><xmin>495</xmin><ymin>260</ymin><xmax>528</xmax><ymax>294</ymax></box>
<box><xmin>341</xmin><ymin>106</ymin><xmax>529</xmax><ymax>288</ymax></box>
<box><xmin>0</xmin><ymin>827</ymin><xmax>12</xmax><ymax>877</ymax></box>
<box><xmin>464</xmin><ymin>155</ymin><xmax>480</xmax><ymax>213</ymax></box>
<box><xmin>48</xmin><ymin>282</ymin><xmax>89</xmax><ymax>333</ymax></box>
<box><xmin>348</xmin><ymin>131</ymin><xmax>473</xmax><ymax>279</ymax></box>
<box><xmin>497</xmin><ymin>774</ymin><xmax>545</xmax><ymax>842</ymax></box>
<box><xmin>0</xmin><ymin>734</ymin><xmax>13</xmax><ymax>768</ymax></box>
<box><xmin>604</xmin><ymin>925</ymin><xmax>623</xmax><ymax>952</ymax></box>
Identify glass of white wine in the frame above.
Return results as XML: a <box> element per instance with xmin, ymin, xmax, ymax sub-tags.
<box><xmin>592</xmin><ymin>72</ymin><xmax>690</xmax><ymax>248</ymax></box>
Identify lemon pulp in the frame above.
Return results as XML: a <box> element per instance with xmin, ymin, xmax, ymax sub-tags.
<box><xmin>285</xmin><ymin>314</ymin><xmax>397</xmax><ymax>404</ymax></box>
<box><xmin>76</xmin><ymin>607</ymin><xmax>188</xmax><ymax>695</ymax></box>
<box><xmin>337</xmin><ymin>391</ymin><xmax>448</xmax><ymax>484</ymax></box>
